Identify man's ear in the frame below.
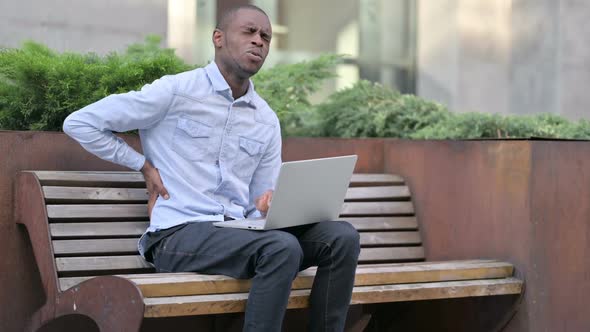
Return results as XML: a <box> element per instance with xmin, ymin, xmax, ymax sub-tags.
<box><xmin>212</xmin><ymin>29</ymin><xmax>224</xmax><ymax>48</ymax></box>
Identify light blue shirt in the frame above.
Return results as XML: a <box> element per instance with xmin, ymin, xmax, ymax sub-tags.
<box><xmin>63</xmin><ymin>62</ymin><xmax>282</xmax><ymax>256</ymax></box>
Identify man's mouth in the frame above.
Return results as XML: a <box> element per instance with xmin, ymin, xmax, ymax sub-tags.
<box><xmin>246</xmin><ymin>50</ymin><xmax>263</xmax><ymax>61</ymax></box>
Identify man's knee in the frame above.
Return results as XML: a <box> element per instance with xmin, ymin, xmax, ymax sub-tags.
<box><xmin>336</xmin><ymin>221</ymin><xmax>360</xmax><ymax>241</ymax></box>
<box><xmin>332</xmin><ymin>221</ymin><xmax>361</xmax><ymax>257</ymax></box>
<box><xmin>262</xmin><ymin>232</ymin><xmax>304</xmax><ymax>268</ymax></box>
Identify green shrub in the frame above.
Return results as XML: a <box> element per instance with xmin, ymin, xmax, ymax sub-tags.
<box><xmin>0</xmin><ymin>36</ymin><xmax>193</xmax><ymax>131</ymax></box>
<box><xmin>411</xmin><ymin>112</ymin><xmax>590</xmax><ymax>139</ymax></box>
<box><xmin>0</xmin><ymin>39</ymin><xmax>338</xmax><ymax>134</ymax></box>
<box><xmin>313</xmin><ymin>80</ymin><xmax>450</xmax><ymax>138</ymax></box>
<box><xmin>1</xmin><ymin>38</ymin><xmax>588</xmax><ymax>140</ymax></box>
<box><xmin>311</xmin><ymin>79</ymin><xmax>590</xmax><ymax>140</ymax></box>
<box><xmin>253</xmin><ymin>54</ymin><xmax>339</xmax><ymax>135</ymax></box>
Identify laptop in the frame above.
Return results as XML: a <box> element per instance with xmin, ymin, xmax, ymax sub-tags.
<box><xmin>213</xmin><ymin>155</ymin><xmax>358</xmax><ymax>230</ymax></box>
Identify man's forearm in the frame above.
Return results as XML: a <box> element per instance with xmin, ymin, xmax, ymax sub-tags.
<box><xmin>63</xmin><ymin>111</ymin><xmax>146</xmax><ymax>171</ymax></box>
<box><xmin>62</xmin><ymin>76</ymin><xmax>175</xmax><ymax>171</ymax></box>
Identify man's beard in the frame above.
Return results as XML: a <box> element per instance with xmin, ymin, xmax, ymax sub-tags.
<box><xmin>233</xmin><ymin>61</ymin><xmax>260</xmax><ymax>79</ymax></box>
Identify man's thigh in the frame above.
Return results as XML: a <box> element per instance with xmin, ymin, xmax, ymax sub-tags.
<box><xmin>152</xmin><ymin>221</ymin><xmax>298</xmax><ymax>277</ymax></box>
<box><xmin>282</xmin><ymin>220</ymin><xmax>359</xmax><ymax>270</ymax></box>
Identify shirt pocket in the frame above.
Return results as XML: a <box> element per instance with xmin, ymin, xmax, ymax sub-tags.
<box><xmin>172</xmin><ymin>116</ymin><xmax>213</xmax><ymax>162</ymax></box>
<box><xmin>232</xmin><ymin>136</ymin><xmax>265</xmax><ymax>179</ymax></box>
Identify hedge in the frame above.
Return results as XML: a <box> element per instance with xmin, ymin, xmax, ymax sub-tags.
<box><xmin>2</xmin><ymin>37</ymin><xmax>588</xmax><ymax>139</ymax></box>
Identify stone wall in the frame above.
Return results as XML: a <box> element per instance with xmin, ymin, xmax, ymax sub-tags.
<box><xmin>0</xmin><ymin>0</ymin><xmax>167</xmax><ymax>55</ymax></box>
<box><xmin>418</xmin><ymin>0</ymin><xmax>590</xmax><ymax>120</ymax></box>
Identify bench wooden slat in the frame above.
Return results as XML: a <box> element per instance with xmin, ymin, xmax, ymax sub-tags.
<box><xmin>43</xmin><ymin>186</ymin><xmax>410</xmax><ymax>203</ymax></box>
<box><xmin>54</xmin><ymin>245</ymin><xmax>425</xmax><ymax>273</ymax></box>
<box><xmin>55</xmin><ymin>255</ymin><xmax>153</xmax><ymax>273</ymax></box>
<box><xmin>31</xmin><ymin>171</ymin><xmax>146</xmax><ymax>187</ymax></box>
<box><xmin>48</xmin><ymin>219</ymin><xmax>419</xmax><ymax>241</ymax></box>
<box><xmin>32</xmin><ymin>171</ymin><xmax>402</xmax><ymax>187</ymax></box>
<box><xmin>359</xmin><ymin>247</ymin><xmax>424</xmax><ymax>262</ymax></box>
<box><xmin>345</xmin><ymin>186</ymin><xmax>410</xmax><ymax>201</ymax></box>
<box><xmin>47</xmin><ymin>202</ymin><xmax>414</xmax><ymax>220</ymax></box>
<box><xmin>359</xmin><ymin>232</ymin><xmax>421</xmax><ymax>246</ymax></box>
<box><xmin>340</xmin><ymin>202</ymin><xmax>414</xmax><ymax>216</ymax></box>
<box><xmin>57</xmin><ymin>260</ymin><xmax>505</xmax><ymax>290</ymax></box>
<box><xmin>47</xmin><ymin>204</ymin><xmax>148</xmax><ymax>219</ymax></box>
<box><xmin>51</xmin><ymin>231</ymin><xmax>423</xmax><ymax>255</ymax></box>
<box><xmin>53</xmin><ymin>239</ymin><xmax>140</xmax><ymax>255</ymax></box>
<box><xmin>349</xmin><ymin>174</ymin><xmax>404</xmax><ymax>186</ymax></box>
<box><xmin>126</xmin><ymin>261</ymin><xmax>517</xmax><ymax>297</ymax></box>
<box><xmin>142</xmin><ymin>278</ymin><xmax>523</xmax><ymax>317</ymax></box>
<box><xmin>50</xmin><ymin>222</ymin><xmax>148</xmax><ymax>238</ymax></box>
<box><xmin>48</xmin><ymin>218</ymin><xmax>417</xmax><ymax>239</ymax></box>
<box><xmin>43</xmin><ymin>187</ymin><xmax>149</xmax><ymax>203</ymax></box>
<box><xmin>345</xmin><ymin>217</ymin><xmax>418</xmax><ymax>231</ymax></box>
<box><xmin>349</xmin><ymin>277</ymin><xmax>523</xmax><ymax>304</ymax></box>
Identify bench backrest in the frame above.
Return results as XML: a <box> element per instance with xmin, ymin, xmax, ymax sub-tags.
<box><xmin>18</xmin><ymin>171</ymin><xmax>424</xmax><ymax>292</ymax></box>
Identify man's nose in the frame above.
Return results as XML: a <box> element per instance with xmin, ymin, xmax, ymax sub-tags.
<box><xmin>251</xmin><ymin>34</ymin><xmax>263</xmax><ymax>47</ymax></box>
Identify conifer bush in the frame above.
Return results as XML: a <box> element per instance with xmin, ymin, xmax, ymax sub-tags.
<box><xmin>1</xmin><ymin>38</ymin><xmax>588</xmax><ymax>139</ymax></box>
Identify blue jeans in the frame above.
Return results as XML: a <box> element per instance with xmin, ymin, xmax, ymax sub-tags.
<box><xmin>150</xmin><ymin>220</ymin><xmax>361</xmax><ymax>332</ymax></box>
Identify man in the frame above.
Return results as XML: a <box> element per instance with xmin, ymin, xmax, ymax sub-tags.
<box><xmin>63</xmin><ymin>5</ymin><xmax>359</xmax><ymax>332</ymax></box>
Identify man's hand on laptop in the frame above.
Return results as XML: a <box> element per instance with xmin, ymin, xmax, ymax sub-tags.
<box><xmin>141</xmin><ymin>160</ymin><xmax>170</xmax><ymax>218</ymax></box>
<box><xmin>255</xmin><ymin>190</ymin><xmax>273</xmax><ymax>216</ymax></box>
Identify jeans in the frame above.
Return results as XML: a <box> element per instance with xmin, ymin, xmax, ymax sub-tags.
<box><xmin>150</xmin><ymin>220</ymin><xmax>360</xmax><ymax>332</ymax></box>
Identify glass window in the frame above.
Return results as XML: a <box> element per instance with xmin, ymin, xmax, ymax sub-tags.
<box><xmin>169</xmin><ymin>0</ymin><xmax>417</xmax><ymax>95</ymax></box>
<box><xmin>254</xmin><ymin>0</ymin><xmax>416</xmax><ymax>94</ymax></box>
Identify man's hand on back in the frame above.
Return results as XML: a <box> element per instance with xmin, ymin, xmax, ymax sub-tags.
<box><xmin>141</xmin><ymin>160</ymin><xmax>170</xmax><ymax>218</ymax></box>
<box><xmin>255</xmin><ymin>190</ymin><xmax>273</xmax><ymax>215</ymax></box>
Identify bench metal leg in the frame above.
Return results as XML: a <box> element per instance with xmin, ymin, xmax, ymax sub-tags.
<box><xmin>345</xmin><ymin>313</ymin><xmax>372</xmax><ymax>332</ymax></box>
<box><xmin>27</xmin><ymin>276</ymin><xmax>144</xmax><ymax>332</ymax></box>
<box><xmin>343</xmin><ymin>305</ymin><xmax>373</xmax><ymax>332</ymax></box>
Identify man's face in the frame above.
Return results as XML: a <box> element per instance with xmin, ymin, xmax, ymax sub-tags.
<box><xmin>214</xmin><ymin>9</ymin><xmax>272</xmax><ymax>78</ymax></box>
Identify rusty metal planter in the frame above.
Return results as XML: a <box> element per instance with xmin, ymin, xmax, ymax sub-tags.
<box><xmin>1</xmin><ymin>132</ymin><xmax>589</xmax><ymax>331</ymax></box>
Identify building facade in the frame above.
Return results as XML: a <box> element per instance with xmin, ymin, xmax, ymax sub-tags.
<box><xmin>1</xmin><ymin>0</ymin><xmax>588</xmax><ymax>119</ymax></box>
<box><xmin>419</xmin><ymin>0</ymin><xmax>590</xmax><ymax>120</ymax></box>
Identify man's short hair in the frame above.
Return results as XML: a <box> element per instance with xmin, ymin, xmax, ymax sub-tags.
<box><xmin>216</xmin><ymin>5</ymin><xmax>269</xmax><ymax>31</ymax></box>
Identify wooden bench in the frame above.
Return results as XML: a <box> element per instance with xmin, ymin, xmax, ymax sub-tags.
<box><xmin>16</xmin><ymin>171</ymin><xmax>524</xmax><ymax>332</ymax></box>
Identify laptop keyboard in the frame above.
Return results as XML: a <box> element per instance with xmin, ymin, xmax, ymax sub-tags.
<box><xmin>217</xmin><ymin>217</ymin><xmax>265</xmax><ymax>227</ymax></box>
<box><xmin>239</xmin><ymin>218</ymin><xmax>265</xmax><ymax>227</ymax></box>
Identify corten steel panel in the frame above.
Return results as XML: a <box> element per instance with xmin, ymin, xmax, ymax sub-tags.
<box><xmin>384</xmin><ymin>140</ymin><xmax>531</xmax><ymax>263</ymax></box>
<box><xmin>383</xmin><ymin>139</ymin><xmax>590</xmax><ymax>332</ymax></box>
<box><xmin>282</xmin><ymin>137</ymin><xmax>385</xmax><ymax>173</ymax></box>
<box><xmin>10</xmin><ymin>132</ymin><xmax>587</xmax><ymax>331</ymax></box>
<box><xmin>383</xmin><ymin>140</ymin><xmax>532</xmax><ymax>331</ymax></box>
<box><xmin>529</xmin><ymin>141</ymin><xmax>590</xmax><ymax>332</ymax></box>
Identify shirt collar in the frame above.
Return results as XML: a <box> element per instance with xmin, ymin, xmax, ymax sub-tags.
<box><xmin>204</xmin><ymin>61</ymin><xmax>257</xmax><ymax>107</ymax></box>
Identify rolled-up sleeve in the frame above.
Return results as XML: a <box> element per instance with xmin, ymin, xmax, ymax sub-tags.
<box><xmin>63</xmin><ymin>76</ymin><xmax>176</xmax><ymax>171</ymax></box>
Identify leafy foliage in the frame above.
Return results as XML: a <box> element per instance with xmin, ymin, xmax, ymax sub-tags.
<box><xmin>253</xmin><ymin>54</ymin><xmax>339</xmax><ymax>135</ymax></box>
<box><xmin>0</xmin><ymin>36</ymin><xmax>193</xmax><ymax>131</ymax></box>
<box><xmin>313</xmin><ymin>80</ymin><xmax>450</xmax><ymax>138</ymax></box>
<box><xmin>311</xmin><ymin>80</ymin><xmax>590</xmax><ymax>140</ymax></box>
<box><xmin>0</xmin><ymin>39</ymin><xmax>338</xmax><ymax>135</ymax></box>
<box><xmin>411</xmin><ymin>112</ymin><xmax>590</xmax><ymax>139</ymax></box>
<box><xmin>1</xmin><ymin>38</ymin><xmax>589</xmax><ymax>139</ymax></box>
